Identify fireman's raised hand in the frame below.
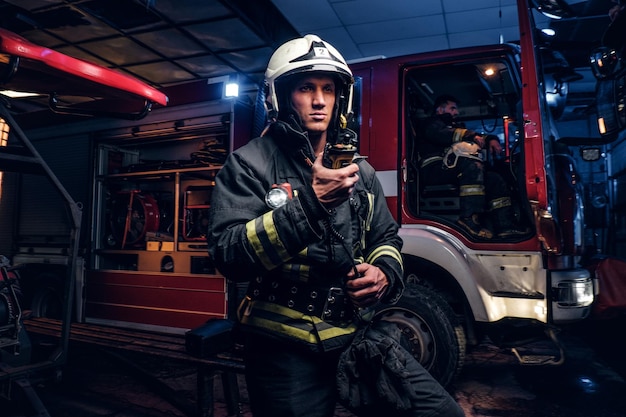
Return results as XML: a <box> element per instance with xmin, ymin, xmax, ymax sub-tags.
<box><xmin>345</xmin><ymin>263</ymin><xmax>389</xmax><ymax>308</ymax></box>
<box><xmin>312</xmin><ymin>152</ymin><xmax>359</xmax><ymax>209</ymax></box>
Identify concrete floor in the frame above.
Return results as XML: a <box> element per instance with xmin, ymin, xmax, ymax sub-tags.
<box><xmin>3</xmin><ymin>317</ymin><xmax>626</xmax><ymax>417</ymax></box>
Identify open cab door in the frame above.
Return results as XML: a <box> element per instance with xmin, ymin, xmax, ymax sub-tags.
<box><xmin>589</xmin><ymin>7</ymin><xmax>626</xmax><ymax>142</ymax></box>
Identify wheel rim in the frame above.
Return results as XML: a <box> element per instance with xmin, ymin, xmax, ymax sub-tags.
<box><xmin>32</xmin><ymin>287</ymin><xmax>63</xmax><ymax>319</ymax></box>
<box><xmin>377</xmin><ymin>307</ymin><xmax>436</xmax><ymax>370</ymax></box>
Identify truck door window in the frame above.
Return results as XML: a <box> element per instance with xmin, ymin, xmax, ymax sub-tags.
<box><xmin>402</xmin><ymin>56</ymin><xmax>522</xmax><ymax>221</ymax></box>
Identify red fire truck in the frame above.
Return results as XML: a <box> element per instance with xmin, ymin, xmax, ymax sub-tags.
<box><xmin>4</xmin><ymin>0</ymin><xmax>625</xmax><ymax>392</ymax></box>
<box><xmin>346</xmin><ymin>0</ymin><xmax>597</xmax><ymax>387</ymax></box>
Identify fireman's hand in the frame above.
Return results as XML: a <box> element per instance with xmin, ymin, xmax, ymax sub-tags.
<box><xmin>312</xmin><ymin>152</ymin><xmax>359</xmax><ymax>209</ymax></box>
<box><xmin>473</xmin><ymin>134</ymin><xmax>486</xmax><ymax>148</ymax></box>
<box><xmin>345</xmin><ymin>263</ymin><xmax>389</xmax><ymax>308</ymax></box>
<box><xmin>486</xmin><ymin>135</ymin><xmax>503</xmax><ymax>157</ymax></box>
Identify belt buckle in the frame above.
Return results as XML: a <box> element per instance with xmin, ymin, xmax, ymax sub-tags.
<box><xmin>321</xmin><ymin>287</ymin><xmax>345</xmax><ymax>321</ymax></box>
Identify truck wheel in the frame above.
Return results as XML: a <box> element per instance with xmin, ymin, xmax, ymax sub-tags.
<box><xmin>31</xmin><ymin>285</ymin><xmax>63</xmax><ymax>319</ymax></box>
<box><xmin>374</xmin><ymin>284</ymin><xmax>466</xmax><ymax>388</ymax></box>
<box><xmin>30</xmin><ymin>273</ymin><xmax>64</xmax><ymax>319</ymax></box>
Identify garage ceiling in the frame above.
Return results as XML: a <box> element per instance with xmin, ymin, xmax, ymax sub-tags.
<box><xmin>0</xmin><ymin>0</ymin><xmax>618</xmax><ymax>116</ymax></box>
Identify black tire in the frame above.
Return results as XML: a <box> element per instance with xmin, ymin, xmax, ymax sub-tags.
<box><xmin>30</xmin><ymin>273</ymin><xmax>64</xmax><ymax>319</ymax></box>
<box><xmin>374</xmin><ymin>284</ymin><xmax>466</xmax><ymax>388</ymax></box>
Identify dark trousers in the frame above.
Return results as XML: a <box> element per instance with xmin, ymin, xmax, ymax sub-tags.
<box><xmin>421</xmin><ymin>157</ymin><xmax>510</xmax><ymax>219</ymax></box>
<box><xmin>242</xmin><ymin>333</ymin><xmax>465</xmax><ymax>417</ymax></box>
<box><xmin>243</xmin><ymin>335</ymin><xmax>341</xmax><ymax>417</ymax></box>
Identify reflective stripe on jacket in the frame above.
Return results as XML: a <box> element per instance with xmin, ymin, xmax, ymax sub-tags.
<box><xmin>207</xmin><ymin>118</ymin><xmax>404</xmax><ymax>352</ymax></box>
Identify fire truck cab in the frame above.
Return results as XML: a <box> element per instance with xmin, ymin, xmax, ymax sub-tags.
<box><xmin>350</xmin><ymin>1</ymin><xmax>599</xmax><ymax>387</ymax></box>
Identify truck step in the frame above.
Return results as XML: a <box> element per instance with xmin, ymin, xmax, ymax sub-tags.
<box><xmin>510</xmin><ymin>328</ymin><xmax>565</xmax><ymax>366</ymax></box>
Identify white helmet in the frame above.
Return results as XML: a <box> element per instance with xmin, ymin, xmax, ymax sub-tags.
<box><xmin>264</xmin><ymin>34</ymin><xmax>354</xmax><ymax>127</ymax></box>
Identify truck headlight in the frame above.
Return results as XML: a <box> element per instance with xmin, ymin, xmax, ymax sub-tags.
<box><xmin>554</xmin><ymin>278</ymin><xmax>594</xmax><ymax>307</ymax></box>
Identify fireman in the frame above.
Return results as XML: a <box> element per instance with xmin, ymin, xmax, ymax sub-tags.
<box><xmin>418</xmin><ymin>94</ymin><xmax>526</xmax><ymax>239</ymax></box>
<box><xmin>207</xmin><ymin>35</ymin><xmax>463</xmax><ymax>417</ymax></box>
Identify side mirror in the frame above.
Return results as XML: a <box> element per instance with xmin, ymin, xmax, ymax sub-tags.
<box><xmin>544</xmin><ymin>74</ymin><xmax>568</xmax><ymax>120</ymax></box>
<box><xmin>590</xmin><ymin>47</ymin><xmax>621</xmax><ymax>80</ymax></box>
<box><xmin>531</xmin><ymin>0</ymin><xmax>574</xmax><ymax>19</ymax></box>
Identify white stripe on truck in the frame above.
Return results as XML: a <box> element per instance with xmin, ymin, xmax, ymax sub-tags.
<box><xmin>375</xmin><ymin>170</ymin><xmax>397</xmax><ymax>197</ymax></box>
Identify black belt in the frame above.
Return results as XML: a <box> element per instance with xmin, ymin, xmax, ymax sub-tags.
<box><xmin>247</xmin><ymin>277</ymin><xmax>354</xmax><ymax>323</ymax></box>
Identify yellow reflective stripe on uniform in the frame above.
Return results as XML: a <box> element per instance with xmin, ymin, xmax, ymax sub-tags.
<box><xmin>489</xmin><ymin>196</ymin><xmax>512</xmax><ymax>210</ymax></box>
<box><xmin>453</xmin><ymin>128</ymin><xmax>467</xmax><ymax>142</ymax></box>
<box><xmin>365</xmin><ymin>192</ymin><xmax>374</xmax><ymax>232</ymax></box>
<box><xmin>459</xmin><ymin>184</ymin><xmax>485</xmax><ymax>196</ymax></box>
<box><xmin>262</xmin><ymin>211</ymin><xmax>290</xmax><ymax>260</ymax></box>
<box><xmin>242</xmin><ymin>301</ymin><xmax>317</xmax><ymax>342</ymax></box>
<box><xmin>365</xmin><ymin>244</ymin><xmax>403</xmax><ymax>271</ymax></box>
<box><xmin>245</xmin><ymin>218</ymin><xmax>269</xmax><ymax>268</ymax></box>
<box><xmin>241</xmin><ymin>300</ymin><xmax>357</xmax><ymax>343</ymax></box>
<box><xmin>245</xmin><ymin>211</ymin><xmax>290</xmax><ymax>270</ymax></box>
<box><xmin>315</xmin><ymin>319</ymin><xmax>358</xmax><ymax>339</ymax></box>
<box><xmin>241</xmin><ymin>315</ymin><xmax>320</xmax><ymax>343</ymax></box>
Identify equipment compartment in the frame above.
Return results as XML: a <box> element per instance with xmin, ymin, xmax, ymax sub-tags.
<box><xmin>88</xmin><ymin>101</ymin><xmax>253</xmax><ymax>331</ymax></box>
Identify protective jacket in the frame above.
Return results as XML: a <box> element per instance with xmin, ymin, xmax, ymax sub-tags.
<box><xmin>418</xmin><ymin>113</ymin><xmax>520</xmax><ymax>231</ymax></box>
<box><xmin>418</xmin><ymin>113</ymin><xmax>481</xmax><ymax>167</ymax></box>
<box><xmin>207</xmin><ymin>117</ymin><xmax>404</xmax><ymax>353</ymax></box>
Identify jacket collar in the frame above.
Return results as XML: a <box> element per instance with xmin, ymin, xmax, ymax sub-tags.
<box><xmin>268</xmin><ymin>116</ymin><xmax>317</xmax><ymax>163</ymax></box>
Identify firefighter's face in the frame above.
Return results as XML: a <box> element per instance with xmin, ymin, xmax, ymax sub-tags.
<box><xmin>290</xmin><ymin>74</ymin><xmax>336</xmax><ymax>136</ymax></box>
<box><xmin>437</xmin><ymin>101</ymin><xmax>459</xmax><ymax>118</ymax></box>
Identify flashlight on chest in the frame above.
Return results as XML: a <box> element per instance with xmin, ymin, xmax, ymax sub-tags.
<box><xmin>265</xmin><ymin>183</ymin><xmax>293</xmax><ymax>209</ymax></box>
